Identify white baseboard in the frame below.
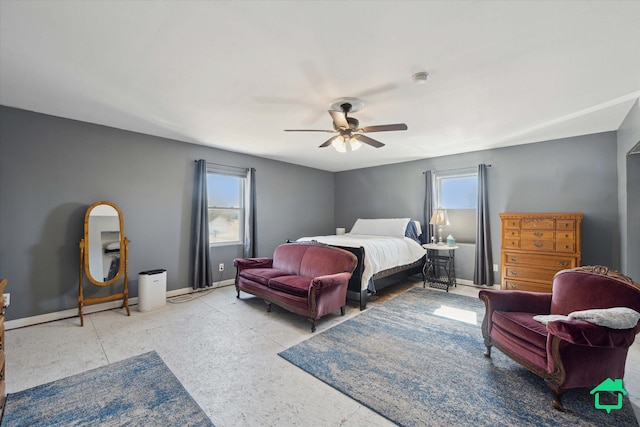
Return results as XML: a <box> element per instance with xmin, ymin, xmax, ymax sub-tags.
<box><xmin>5</xmin><ymin>279</ymin><xmax>236</xmax><ymax>331</ymax></box>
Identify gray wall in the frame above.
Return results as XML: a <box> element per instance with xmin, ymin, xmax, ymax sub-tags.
<box><xmin>335</xmin><ymin>132</ymin><xmax>620</xmax><ymax>282</ymax></box>
<box><xmin>0</xmin><ymin>106</ymin><xmax>334</xmax><ymax>321</ymax></box>
<box><xmin>617</xmin><ymin>99</ymin><xmax>640</xmax><ymax>280</ymax></box>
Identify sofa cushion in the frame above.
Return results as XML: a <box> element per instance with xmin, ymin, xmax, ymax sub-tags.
<box><xmin>492</xmin><ymin>311</ymin><xmax>548</xmax><ymax>350</ymax></box>
<box><xmin>240</xmin><ymin>268</ymin><xmax>290</xmax><ymax>286</ymax></box>
<box><xmin>268</xmin><ymin>275</ymin><xmax>312</xmax><ymax>297</ymax></box>
<box><xmin>272</xmin><ymin>244</ymin><xmax>307</xmax><ymax>275</ymax></box>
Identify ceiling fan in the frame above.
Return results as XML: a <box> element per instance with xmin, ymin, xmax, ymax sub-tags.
<box><xmin>284</xmin><ymin>100</ymin><xmax>408</xmax><ymax>152</ymax></box>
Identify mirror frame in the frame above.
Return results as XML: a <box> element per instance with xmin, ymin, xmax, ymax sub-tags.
<box><xmin>83</xmin><ymin>200</ymin><xmax>125</xmax><ymax>286</ymax></box>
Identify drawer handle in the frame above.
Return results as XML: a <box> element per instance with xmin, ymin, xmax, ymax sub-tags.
<box><xmin>533</xmin><ymin>232</ymin><xmax>543</xmax><ymax>237</ymax></box>
<box><xmin>510</xmin><ymin>257</ymin><xmax>518</xmax><ymax>262</ymax></box>
<box><xmin>564</xmin><ymin>234</ymin><xmax>570</xmax><ymax>238</ymax></box>
<box><xmin>509</xmin><ymin>283</ymin><xmax>518</xmax><ymax>289</ymax></box>
<box><xmin>509</xmin><ymin>270</ymin><xmax>518</xmax><ymax>276</ymax></box>
<box><xmin>559</xmin><ymin>261</ymin><xmax>569</xmax><ymax>267</ymax></box>
<box><xmin>534</xmin><ymin>243</ymin><xmax>543</xmax><ymax>248</ymax></box>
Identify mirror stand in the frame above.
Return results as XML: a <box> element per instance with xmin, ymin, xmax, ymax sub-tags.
<box><xmin>78</xmin><ymin>237</ymin><xmax>130</xmax><ymax>326</ymax></box>
<box><xmin>77</xmin><ymin>201</ymin><xmax>131</xmax><ymax>326</ymax></box>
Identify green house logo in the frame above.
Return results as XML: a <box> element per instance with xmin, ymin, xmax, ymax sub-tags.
<box><xmin>590</xmin><ymin>378</ymin><xmax>627</xmax><ymax>413</ymax></box>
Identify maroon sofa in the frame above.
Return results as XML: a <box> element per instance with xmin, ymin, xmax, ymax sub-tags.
<box><xmin>234</xmin><ymin>242</ymin><xmax>357</xmax><ymax>332</ymax></box>
<box><xmin>479</xmin><ymin>266</ymin><xmax>640</xmax><ymax>410</ymax></box>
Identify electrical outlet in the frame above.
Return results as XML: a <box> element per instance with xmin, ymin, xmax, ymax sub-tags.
<box><xmin>493</xmin><ymin>264</ymin><xmax>499</xmax><ymax>272</ymax></box>
<box><xmin>218</xmin><ymin>263</ymin><xmax>224</xmax><ymax>272</ymax></box>
<box><xmin>3</xmin><ymin>293</ymin><xmax>10</xmax><ymax>307</ymax></box>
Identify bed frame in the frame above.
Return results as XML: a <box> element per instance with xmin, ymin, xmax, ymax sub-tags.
<box><xmin>332</xmin><ymin>245</ymin><xmax>425</xmax><ymax>310</ymax></box>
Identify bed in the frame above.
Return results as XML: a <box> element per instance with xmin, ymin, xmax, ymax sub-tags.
<box><xmin>297</xmin><ymin>218</ymin><xmax>426</xmax><ymax>310</ymax></box>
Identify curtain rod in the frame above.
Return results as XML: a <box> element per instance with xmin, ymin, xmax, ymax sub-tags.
<box><xmin>194</xmin><ymin>160</ymin><xmax>253</xmax><ymax>171</ymax></box>
<box><xmin>422</xmin><ymin>164</ymin><xmax>491</xmax><ymax>174</ymax></box>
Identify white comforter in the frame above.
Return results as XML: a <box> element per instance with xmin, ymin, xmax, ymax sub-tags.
<box><xmin>296</xmin><ymin>234</ymin><xmax>425</xmax><ymax>292</ymax></box>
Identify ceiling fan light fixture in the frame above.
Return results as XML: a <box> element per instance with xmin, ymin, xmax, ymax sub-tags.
<box><xmin>349</xmin><ymin>136</ymin><xmax>362</xmax><ymax>151</ymax></box>
<box><xmin>332</xmin><ymin>135</ymin><xmax>347</xmax><ymax>153</ymax></box>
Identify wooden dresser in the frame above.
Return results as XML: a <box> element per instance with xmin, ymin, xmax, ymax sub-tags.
<box><xmin>500</xmin><ymin>213</ymin><xmax>583</xmax><ymax>292</ymax></box>
<box><xmin>0</xmin><ymin>278</ymin><xmax>6</xmax><ymax>417</ymax></box>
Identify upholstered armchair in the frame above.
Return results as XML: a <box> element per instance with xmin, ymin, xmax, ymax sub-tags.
<box><xmin>479</xmin><ymin>266</ymin><xmax>640</xmax><ymax>410</ymax></box>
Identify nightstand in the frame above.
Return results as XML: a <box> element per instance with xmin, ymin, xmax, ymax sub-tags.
<box><xmin>422</xmin><ymin>244</ymin><xmax>458</xmax><ymax>292</ymax></box>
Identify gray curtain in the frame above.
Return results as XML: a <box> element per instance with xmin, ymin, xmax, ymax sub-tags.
<box><xmin>423</xmin><ymin>170</ymin><xmax>435</xmax><ymax>244</ymax></box>
<box><xmin>244</xmin><ymin>167</ymin><xmax>256</xmax><ymax>258</ymax></box>
<box><xmin>192</xmin><ymin>159</ymin><xmax>213</xmax><ymax>289</ymax></box>
<box><xmin>474</xmin><ymin>164</ymin><xmax>494</xmax><ymax>285</ymax></box>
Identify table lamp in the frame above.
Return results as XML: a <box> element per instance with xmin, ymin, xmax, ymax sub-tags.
<box><xmin>429</xmin><ymin>208</ymin><xmax>449</xmax><ymax>245</ymax></box>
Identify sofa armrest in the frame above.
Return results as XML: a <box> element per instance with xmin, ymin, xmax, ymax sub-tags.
<box><xmin>233</xmin><ymin>257</ymin><xmax>273</xmax><ymax>271</ymax></box>
<box><xmin>479</xmin><ymin>289</ymin><xmax>552</xmax><ymax>314</ymax></box>
<box><xmin>479</xmin><ymin>290</ymin><xmax>553</xmax><ymax>339</ymax></box>
<box><xmin>312</xmin><ymin>272</ymin><xmax>352</xmax><ymax>290</ymax></box>
<box><xmin>546</xmin><ymin>319</ymin><xmax>639</xmax><ymax>348</ymax></box>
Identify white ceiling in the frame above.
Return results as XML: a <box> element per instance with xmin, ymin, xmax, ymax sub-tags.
<box><xmin>1</xmin><ymin>1</ymin><xmax>639</xmax><ymax>172</ymax></box>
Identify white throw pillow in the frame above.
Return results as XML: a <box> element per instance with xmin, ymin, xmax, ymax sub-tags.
<box><xmin>533</xmin><ymin>314</ymin><xmax>569</xmax><ymax>325</ymax></box>
<box><xmin>349</xmin><ymin>218</ymin><xmax>411</xmax><ymax>238</ymax></box>
<box><xmin>568</xmin><ymin>307</ymin><xmax>640</xmax><ymax>329</ymax></box>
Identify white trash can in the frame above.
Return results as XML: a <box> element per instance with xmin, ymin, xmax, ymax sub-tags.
<box><xmin>138</xmin><ymin>269</ymin><xmax>167</xmax><ymax>312</ymax></box>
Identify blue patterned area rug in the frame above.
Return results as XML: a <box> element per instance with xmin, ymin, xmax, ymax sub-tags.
<box><xmin>279</xmin><ymin>288</ymin><xmax>639</xmax><ymax>427</ymax></box>
<box><xmin>1</xmin><ymin>351</ymin><xmax>213</xmax><ymax>427</ymax></box>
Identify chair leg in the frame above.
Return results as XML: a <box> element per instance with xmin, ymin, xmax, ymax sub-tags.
<box><xmin>340</xmin><ymin>306</ymin><xmax>345</xmax><ymax>316</ymax></box>
<box><xmin>484</xmin><ymin>344</ymin><xmax>492</xmax><ymax>358</ymax></box>
<box><xmin>310</xmin><ymin>319</ymin><xmax>317</xmax><ymax>333</ymax></box>
<box><xmin>265</xmin><ymin>301</ymin><xmax>272</xmax><ymax>312</ymax></box>
<box><xmin>546</xmin><ymin>383</ymin><xmax>567</xmax><ymax>411</ymax></box>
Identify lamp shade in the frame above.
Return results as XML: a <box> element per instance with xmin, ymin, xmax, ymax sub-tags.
<box><xmin>429</xmin><ymin>209</ymin><xmax>449</xmax><ymax>226</ymax></box>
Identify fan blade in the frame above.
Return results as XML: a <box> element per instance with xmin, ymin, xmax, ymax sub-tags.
<box><xmin>319</xmin><ymin>136</ymin><xmax>338</xmax><ymax>148</ymax></box>
<box><xmin>354</xmin><ymin>134</ymin><xmax>385</xmax><ymax>148</ymax></box>
<box><xmin>284</xmin><ymin>129</ymin><xmax>335</xmax><ymax>133</ymax></box>
<box><xmin>329</xmin><ymin>110</ymin><xmax>349</xmax><ymax>130</ymax></box>
<box><xmin>358</xmin><ymin>123</ymin><xmax>408</xmax><ymax>133</ymax></box>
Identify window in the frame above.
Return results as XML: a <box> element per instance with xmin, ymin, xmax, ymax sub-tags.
<box><xmin>207</xmin><ymin>171</ymin><xmax>245</xmax><ymax>245</ymax></box>
<box><xmin>435</xmin><ymin>172</ymin><xmax>477</xmax><ymax>209</ymax></box>
<box><xmin>434</xmin><ymin>169</ymin><xmax>478</xmax><ymax>243</ymax></box>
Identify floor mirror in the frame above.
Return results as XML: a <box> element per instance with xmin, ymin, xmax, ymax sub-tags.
<box><xmin>78</xmin><ymin>200</ymin><xmax>130</xmax><ymax>326</ymax></box>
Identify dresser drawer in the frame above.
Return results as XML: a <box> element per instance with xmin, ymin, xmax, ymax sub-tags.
<box><xmin>556</xmin><ymin>242</ymin><xmax>576</xmax><ymax>253</ymax></box>
<box><xmin>521</xmin><ymin>218</ymin><xmax>555</xmax><ymax>230</ymax></box>
<box><xmin>504</xmin><ymin>219</ymin><xmax>521</xmax><ymax>229</ymax></box>
<box><xmin>503</xmin><ymin>252</ymin><xmax>576</xmax><ymax>269</ymax></box>
<box><xmin>504</xmin><ymin>229</ymin><xmax>520</xmax><ymax>239</ymax></box>
<box><xmin>521</xmin><ymin>240</ymin><xmax>555</xmax><ymax>252</ymax></box>
<box><xmin>502</xmin><ymin>279</ymin><xmax>552</xmax><ymax>293</ymax></box>
<box><xmin>556</xmin><ymin>231</ymin><xmax>575</xmax><ymax>241</ymax></box>
<box><xmin>503</xmin><ymin>239</ymin><xmax>520</xmax><ymax>249</ymax></box>
<box><xmin>521</xmin><ymin>230</ymin><xmax>555</xmax><ymax>240</ymax></box>
<box><xmin>556</xmin><ymin>220</ymin><xmax>575</xmax><ymax>231</ymax></box>
<box><xmin>504</xmin><ymin>266</ymin><xmax>557</xmax><ymax>282</ymax></box>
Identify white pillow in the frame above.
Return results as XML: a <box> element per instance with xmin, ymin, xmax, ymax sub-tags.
<box><xmin>349</xmin><ymin>218</ymin><xmax>411</xmax><ymax>238</ymax></box>
<box><xmin>533</xmin><ymin>314</ymin><xmax>569</xmax><ymax>325</ymax></box>
<box><xmin>104</xmin><ymin>241</ymin><xmax>120</xmax><ymax>251</ymax></box>
<box><xmin>568</xmin><ymin>307</ymin><xmax>640</xmax><ymax>329</ymax></box>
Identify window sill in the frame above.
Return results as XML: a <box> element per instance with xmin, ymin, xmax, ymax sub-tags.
<box><xmin>209</xmin><ymin>242</ymin><xmax>243</xmax><ymax>247</ymax></box>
